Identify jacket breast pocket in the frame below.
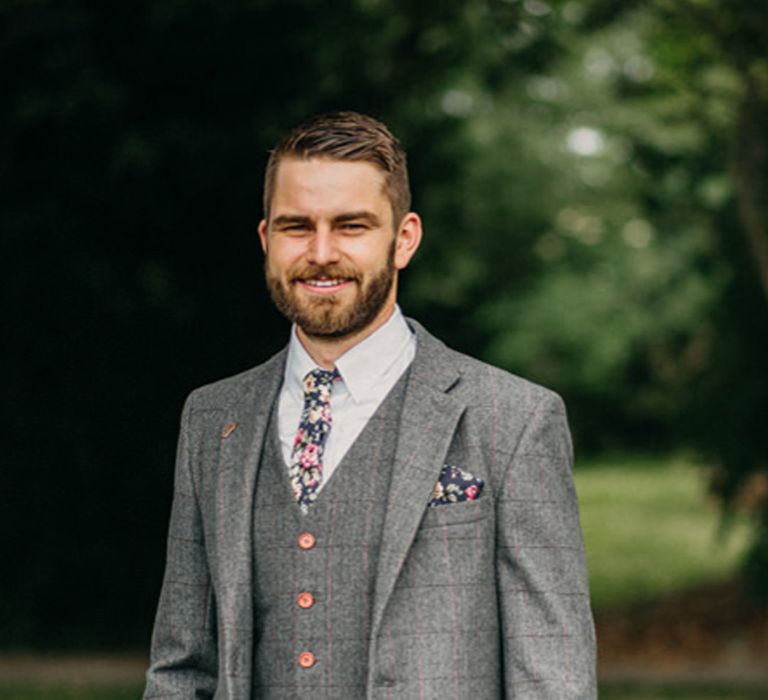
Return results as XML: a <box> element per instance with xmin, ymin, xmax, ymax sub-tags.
<box><xmin>399</xmin><ymin>494</ymin><xmax>494</xmax><ymax>598</ymax></box>
<box><xmin>417</xmin><ymin>493</ymin><xmax>492</xmax><ymax>534</ymax></box>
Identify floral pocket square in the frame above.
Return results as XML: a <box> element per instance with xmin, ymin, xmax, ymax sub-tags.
<box><xmin>428</xmin><ymin>464</ymin><xmax>485</xmax><ymax>507</ymax></box>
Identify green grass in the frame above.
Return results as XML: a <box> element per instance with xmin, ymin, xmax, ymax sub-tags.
<box><xmin>600</xmin><ymin>685</ymin><xmax>767</xmax><ymax>699</ymax></box>
<box><xmin>574</xmin><ymin>454</ymin><xmax>753</xmax><ymax>610</ymax></box>
<box><xmin>0</xmin><ymin>686</ymin><xmax>142</xmax><ymax>700</ymax></box>
<box><xmin>0</xmin><ymin>683</ymin><xmax>765</xmax><ymax>699</ymax></box>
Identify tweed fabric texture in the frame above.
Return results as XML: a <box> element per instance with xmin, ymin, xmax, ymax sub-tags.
<box><xmin>250</xmin><ymin>372</ymin><xmax>407</xmax><ymax>698</ymax></box>
<box><xmin>144</xmin><ymin>319</ymin><xmax>597</xmax><ymax>699</ymax></box>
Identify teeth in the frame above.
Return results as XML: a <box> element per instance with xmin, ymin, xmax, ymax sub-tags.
<box><xmin>306</xmin><ymin>279</ymin><xmax>347</xmax><ymax>287</ymax></box>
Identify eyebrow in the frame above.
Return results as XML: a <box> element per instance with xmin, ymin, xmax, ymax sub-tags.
<box><xmin>333</xmin><ymin>211</ymin><xmax>382</xmax><ymax>227</ymax></box>
<box><xmin>271</xmin><ymin>211</ymin><xmax>382</xmax><ymax>228</ymax></box>
<box><xmin>271</xmin><ymin>214</ymin><xmax>312</xmax><ymax>228</ymax></box>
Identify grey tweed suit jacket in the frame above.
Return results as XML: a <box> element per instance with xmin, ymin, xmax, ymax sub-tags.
<box><xmin>145</xmin><ymin>320</ymin><xmax>597</xmax><ymax>699</ymax></box>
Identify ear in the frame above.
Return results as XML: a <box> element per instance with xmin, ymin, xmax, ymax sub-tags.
<box><xmin>257</xmin><ymin>219</ymin><xmax>268</xmax><ymax>254</ymax></box>
<box><xmin>393</xmin><ymin>212</ymin><xmax>422</xmax><ymax>270</ymax></box>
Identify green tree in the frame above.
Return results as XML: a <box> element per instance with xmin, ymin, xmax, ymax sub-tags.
<box><xmin>438</xmin><ymin>0</ymin><xmax>768</xmax><ymax>593</ymax></box>
<box><xmin>570</xmin><ymin>0</ymin><xmax>768</xmax><ymax>595</ymax></box>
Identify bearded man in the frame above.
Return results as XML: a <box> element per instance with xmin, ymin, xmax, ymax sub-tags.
<box><xmin>144</xmin><ymin>111</ymin><xmax>597</xmax><ymax>699</ymax></box>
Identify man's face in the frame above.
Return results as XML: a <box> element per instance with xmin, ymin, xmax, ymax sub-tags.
<box><xmin>259</xmin><ymin>157</ymin><xmax>419</xmax><ymax>340</ymax></box>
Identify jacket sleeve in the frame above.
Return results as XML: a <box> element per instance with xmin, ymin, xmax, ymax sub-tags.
<box><xmin>144</xmin><ymin>395</ymin><xmax>218</xmax><ymax>699</ymax></box>
<box><xmin>496</xmin><ymin>390</ymin><xmax>597</xmax><ymax>698</ymax></box>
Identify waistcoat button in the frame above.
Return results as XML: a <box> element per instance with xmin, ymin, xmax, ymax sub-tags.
<box><xmin>298</xmin><ymin>651</ymin><xmax>315</xmax><ymax>668</ymax></box>
<box><xmin>297</xmin><ymin>591</ymin><xmax>315</xmax><ymax>609</ymax></box>
<box><xmin>297</xmin><ymin>532</ymin><xmax>316</xmax><ymax>550</ymax></box>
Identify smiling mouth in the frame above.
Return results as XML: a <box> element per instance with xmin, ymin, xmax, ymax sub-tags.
<box><xmin>296</xmin><ymin>277</ymin><xmax>355</xmax><ymax>292</ymax></box>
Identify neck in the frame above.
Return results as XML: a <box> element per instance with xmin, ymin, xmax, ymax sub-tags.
<box><xmin>296</xmin><ymin>304</ymin><xmax>396</xmax><ymax>369</ymax></box>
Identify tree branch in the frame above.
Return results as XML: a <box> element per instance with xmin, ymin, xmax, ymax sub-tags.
<box><xmin>734</xmin><ymin>79</ymin><xmax>768</xmax><ymax>303</ymax></box>
<box><xmin>659</xmin><ymin>0</ymin><xmax>768</xmax><ymax>303</ymax></box>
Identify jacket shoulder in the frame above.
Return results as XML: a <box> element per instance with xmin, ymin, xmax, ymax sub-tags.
<box><xmin>447</xmin><ymin>346</ymin><xmax>562</xmax><ymax>408</ymax></box>
<box><xmin>408</xmin><ymin>316</ymin><xmax>562</xmax><ymax>409</ymax></box>
<box><xmin>183</xmin><ymin>348</ymin><xmax>286</xmax><ymax>413</ymax></box>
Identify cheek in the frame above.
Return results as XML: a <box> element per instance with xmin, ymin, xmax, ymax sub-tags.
<box><xmin>267</xmin><ymin>242</ymin><xmax>305</xmax><ymax>272</ymax></box>
<box><xmin>349</xmin><ymin>239</ymin><xmax>394</xmax><ymax>267</ymax></box>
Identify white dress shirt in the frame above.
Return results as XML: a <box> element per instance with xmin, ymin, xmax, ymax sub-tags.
<box><xmin>278</xmin><ymin>306</ymin><xmax>416</xmax><ymax>490</ymax></box>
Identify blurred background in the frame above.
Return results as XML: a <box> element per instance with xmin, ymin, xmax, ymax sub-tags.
<box><xmin>2</xmin><ymin>0</ymin><xmax>767</xmax><ymax>697</ymax></box>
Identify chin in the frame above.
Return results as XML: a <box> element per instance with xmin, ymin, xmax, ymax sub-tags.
<box><xmin>297</xmin><ymin>312</ymin><xmax>358</xmax><ymax>338</ymax></box>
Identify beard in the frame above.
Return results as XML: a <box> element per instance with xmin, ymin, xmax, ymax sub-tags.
<box><xmin>265</xmin><ymin>243</ymin><xmax>396</xmax><ymax>339</ymax></box>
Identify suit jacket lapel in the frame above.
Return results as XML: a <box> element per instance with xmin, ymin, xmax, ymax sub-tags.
<box><xmin>213</xmin><ymin>348</ymin><xmax>286</xmax><ymax>683</ymax></box>
<box><xmin>369</xmin><ymin>322</ymin><xmax>466</xmax><ymax>645</ymax></box>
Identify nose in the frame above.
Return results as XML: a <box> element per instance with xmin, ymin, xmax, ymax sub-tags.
<box><xmin>307</xmin><ymin>226</ymin><xmax>340</xmax><ymax>266</ymax></box>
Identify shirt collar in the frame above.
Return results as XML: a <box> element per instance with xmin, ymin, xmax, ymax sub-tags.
<box><xmin>284</xmin><ymin>306</ymin><xmax>414</xmax><ymax>403</ymax></box>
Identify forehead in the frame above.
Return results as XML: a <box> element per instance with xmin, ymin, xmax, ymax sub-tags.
<box><xmin>270</xmin><ymin>157</ymin><xmax>388</xmax><ymax>215</ymax></box>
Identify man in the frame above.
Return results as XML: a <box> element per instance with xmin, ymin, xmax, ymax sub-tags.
<box><xmin>145</xmin><ymin>111</ymin><xmax>597</xmax><ymax>699</ymax></box>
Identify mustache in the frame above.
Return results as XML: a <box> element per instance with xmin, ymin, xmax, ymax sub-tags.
<box><xmin>290</xmin><ymin>264</ymin><xmax>361</xmax><ymax>282</ymax></box>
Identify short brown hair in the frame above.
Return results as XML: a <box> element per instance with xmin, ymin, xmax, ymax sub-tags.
<box><xmin>263</xmin><ymin>111</ymin><xmax>411</xmax><ymax>226</ymax></box>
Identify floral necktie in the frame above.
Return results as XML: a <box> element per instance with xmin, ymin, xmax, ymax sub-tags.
<box><xmin>289</xmin><ymin>367</ymin><xmax>340</xmax><ymax>511</ymax></box>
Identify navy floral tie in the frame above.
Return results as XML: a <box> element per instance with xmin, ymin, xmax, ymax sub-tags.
<box><xmin>289</xmin><ymin>367</ymin><xmax>340</xmax><ymax>511</ymax></box>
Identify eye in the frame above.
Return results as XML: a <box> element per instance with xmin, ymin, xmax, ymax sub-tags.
<box><xmin>282</xmin><ymin>224</ymin><xmax>310</xmax><ymax>235</ymax></box>
<box><xmin>339</xmin><ymin>222</ymin><xmax>367</xmax><ymax>233</ymax></box>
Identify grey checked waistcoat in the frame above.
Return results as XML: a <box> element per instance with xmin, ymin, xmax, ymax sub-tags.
<box><xmin>251</xmin><ymin>371</ymin><xmax>410</xmax><ymax>699</ymax></box>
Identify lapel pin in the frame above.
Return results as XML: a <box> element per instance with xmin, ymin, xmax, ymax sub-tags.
<box><xmin>221</xmin><ymin>421</ymin><xmax>237</xmax><ymax>439</ymax></box>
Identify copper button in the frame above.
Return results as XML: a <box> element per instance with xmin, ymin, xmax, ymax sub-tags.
<box><xmin>297</xmin><ymin>532</ymin><xmax>316</xmax><ymax>550</ymax></box>
<box><xmin>298</xmin><ymin>651</ymin><xmax>315</xmax><ymax>668</ymax></box>
<box><xmin>297</xmin><ymin>591</ymin><xmax>315</xmax><ymax>609</ymax></box>
<box><xmin>221</xmin><ymin>421</ymin><xmax>237</xmax><ymax>438</ymax></box>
